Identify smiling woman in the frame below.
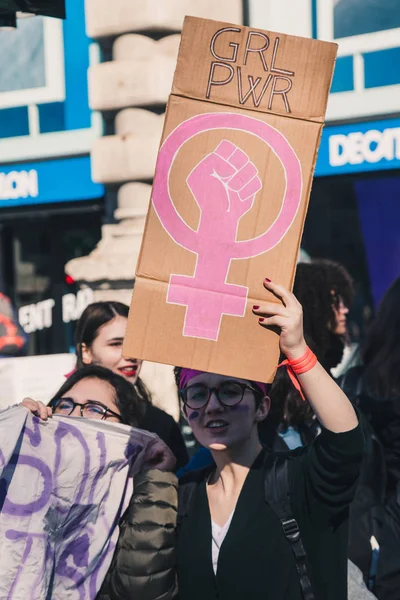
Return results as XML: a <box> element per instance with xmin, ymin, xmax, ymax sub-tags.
<box><xmin>105</xmin><ymin>279</ymin><xmax>363</xmax><ymax>600</ymax></box>
<box><xmin>74</xmin><ymin>301</ymin><xmax>189</xmax><ymax>471</ymax></box>
<box><xmin>96</xmin><ymin>278</ymin><xmax>364</xmax><ymax>600</ymax></box>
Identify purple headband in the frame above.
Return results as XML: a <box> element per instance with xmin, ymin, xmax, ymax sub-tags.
<box><xmin>179</xmin><ymin>368</ymin><xmax>269</xmax><ymax>396</ymax></box>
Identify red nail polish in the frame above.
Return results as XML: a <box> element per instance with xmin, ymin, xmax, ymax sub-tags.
<box><xmin>265</xmin><ymin>278</ymin><xmax>271</xmax><ymax>283</ymax></box>
<box><xmin>253</xmin><ymin>305</ymin><xmax>260</xmax><ymax>310</ymax></box>
<box><xmin>259</xmin><ymin>317</ymin><xmax>265</xmax><ymax>323</ymax></box>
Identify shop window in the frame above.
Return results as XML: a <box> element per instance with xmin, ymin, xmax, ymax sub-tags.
<box><xmin>363</xmin><ymin>47</ymin><xmax>400</xmax><ymax>89</ymax></box>
<box><xmin>334</xmin><ymin>0</ymin><xmax>400</xmax><ymax>38</ymax></box>
<box><xmin>0</xmin><ymin>107</ymin><xmax>29</xmax><ymax>138</ymax></box>
<box><xmin>38</xmin><ymin>102</ymin><xmax>65</xmax><ymax>134</ymax></box>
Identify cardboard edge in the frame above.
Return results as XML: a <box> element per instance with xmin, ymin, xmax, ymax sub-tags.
<box><xmin>289</xmin><ymin>121</ymin><xmax>324</xmax><ymax>291</ymax></box>
<box><xmin>170</xmin><ymin>88</ymin><xmax>327</xmax><ymax>125</ymax></box>
<box><xmin>132</xmin><ymin>99</ymin><xmax>175</xmax><ymax>282</ymax></box>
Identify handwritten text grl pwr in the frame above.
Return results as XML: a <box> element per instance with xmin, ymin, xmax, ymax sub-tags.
<box><xmin>207</xmin><ymin>28</ymin><xmax>296</xmax><ymax>113</ymax></box>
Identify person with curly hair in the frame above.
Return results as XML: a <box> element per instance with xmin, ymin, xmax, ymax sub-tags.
<box><xmin>264</xmin><ymin>259</ymin><xmax>354</xmax><ymax>449</ymax></box>
<box><xmin>293</xmin><ymin>259</ymin><xmax>354</xmax><ymax>371</ymax></box>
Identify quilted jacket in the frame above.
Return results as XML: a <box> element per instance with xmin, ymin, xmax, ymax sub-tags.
<box><xmin>97</xmin><ymin>469</ymin><xmax>178</xmax><ymax>600</ymax></box>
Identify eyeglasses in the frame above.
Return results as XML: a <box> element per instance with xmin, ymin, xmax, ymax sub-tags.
<box><xmin>180</xmin><ymin>381</ymin><xmax>260</xmax><ymax>410</ymax></box>
<box><xmin>49</xmin><ymin>397</ymin><xmax>122</xmax><ymax>422</ymax></box>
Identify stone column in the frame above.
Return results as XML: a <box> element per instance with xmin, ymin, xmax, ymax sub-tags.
<box><xmin>66</xmin><ymin>0</ymin><xmax>243</xmax><ymax>416</ymax></box>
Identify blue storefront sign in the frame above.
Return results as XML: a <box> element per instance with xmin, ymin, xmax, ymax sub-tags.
<box><xmin>0</xmin><ymin>156</ymin><xmax>103</xmax><ymax>208</ymax></box>
<box><xmin>316</xmin><ymin>117</ymin><xmax>400</xmax><ymax>177</ymax></box>
<box><xmin>0</xmin><ymin>0</ymin><xmax>103</xmax><ymax>211</ymax></box>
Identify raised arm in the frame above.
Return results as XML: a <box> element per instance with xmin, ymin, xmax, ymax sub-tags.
<box><xmin>253</xmin><ymin>279</ymin><xmax>358</xmax><ymax>433</ymax></box>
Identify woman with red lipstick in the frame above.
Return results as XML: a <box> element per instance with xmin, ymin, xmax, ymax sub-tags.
<box><xmin>75</xmin><ymin>301</ymin><xmax>189</xmax><ymax>470</ymax></box>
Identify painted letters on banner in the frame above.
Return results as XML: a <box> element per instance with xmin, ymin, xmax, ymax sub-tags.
<box><xmin>0</xmin><ymin>406</ymin><xmax>154</xmax><ymax>599</ymax></box>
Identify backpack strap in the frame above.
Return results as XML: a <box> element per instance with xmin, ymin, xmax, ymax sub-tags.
<box><xmin>264</xmin><ymin>453</ymin><xmax>315</xmax><ymax>600</ymax></box>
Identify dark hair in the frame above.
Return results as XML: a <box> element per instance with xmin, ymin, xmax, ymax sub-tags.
<box><xmin>49</xmin><ymin>365</ymin><xmax>144</xmax><ymax>427</ymax></box>
<box><xmin>294</xmin><ymin>260</ymin><xmax>354</xmax><ymax>363</ymax></box>
<box><xmin>75</xmin><ymin>301</ymin><xmax>152</xmax><ymax>409</ymax></box>
<box><xmin>270</xmin><ymin>259</ymin><xmax>354</xmax><ymax>428</ymax></box>
<box><xmin>361</xmin><ymin>277</ymin><xmax>400</xmax><ymax>399</ymax></box>
<box><xmin>75</xmin><ymin>301</ymin><xmax>129</xmax><ymax>368</ymax></box>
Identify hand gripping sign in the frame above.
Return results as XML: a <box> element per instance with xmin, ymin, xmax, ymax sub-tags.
<box><xmin>152</xmin><ymin>112</ymin><xmax>302</xmax><ymax>341</ymax></box>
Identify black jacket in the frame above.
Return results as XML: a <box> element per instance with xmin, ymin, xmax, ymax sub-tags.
<box><xmin>177</xmin><ymin>424</ymin><xmax>364</xmax><ymax>600</ymax></box>
<box><xmin>340</xmin><ymin>365</ymin><xmax>400</xmax><ymax>497</ymax></box>
<box><xmin>98</xmin><ymin>469</ymin><xmax>178</xmax><ymax>600</ymax></box>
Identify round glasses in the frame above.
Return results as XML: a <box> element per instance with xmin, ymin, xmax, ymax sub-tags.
<box><xmin>49</xmin><ymin>397</ymin><xmax>122</xmax><ymax>422</ymax></box>
<box><xmin>180</xmin><ymin>381</ymin><xmax>259</xmax><ymax>410</ymax></box>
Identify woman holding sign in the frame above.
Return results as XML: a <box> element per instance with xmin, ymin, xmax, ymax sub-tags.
<box><xmin>106</xmin><ymin>278</ymin><xmax>363</xmax><ymax>600</ymax></box>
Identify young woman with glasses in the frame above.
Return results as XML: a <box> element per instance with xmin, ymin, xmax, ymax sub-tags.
<box><xmin>23</xmin><ymin>365</ymin><xmax>138</xmax><ymax>426</ymax></box>
<box><xmin>20</xmin><ymin>365</ymin><xmax>178</xmax><ymax>600</ymax></box>
<box><xmin>103</xmin><ymin>279</ymin><xmax>364</xmax><ymax>600</ymax></box>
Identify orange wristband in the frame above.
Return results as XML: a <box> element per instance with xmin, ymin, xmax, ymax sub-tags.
<box><xmin>277</xmin><ymin>347</ymin><xmax>317</xmax><ymax>401</ymax></box>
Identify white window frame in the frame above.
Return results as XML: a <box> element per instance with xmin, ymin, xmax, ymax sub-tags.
<box><xmin>0</xmin><ymin>18</ymin><xmax>65</xmax><ymax>109</ymax></box>
<box><xmin>317</xmin><ymin>0</ymin><xmax>400</xmax><ymax>121</ymax></box>
<box><xmin>0</xmin><ymin>36</ymin><xmax>102</xmax><ymax>164</ymax></box>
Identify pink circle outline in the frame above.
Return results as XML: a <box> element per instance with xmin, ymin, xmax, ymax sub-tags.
<box><xmin>152</xmin><ymin>112</ymin><xmax>303</xmax><ymax>259</ymax></box>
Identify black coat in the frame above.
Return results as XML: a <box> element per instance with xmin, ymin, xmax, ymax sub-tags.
<box><xmin>177</xmin><ymin>424</ymin><xmax>364</xmax><ymax>600</ymax></box>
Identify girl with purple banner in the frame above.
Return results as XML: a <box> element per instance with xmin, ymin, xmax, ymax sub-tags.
<box><xmin>17</xmin><ymin>366</ymin><xmax>178</xmax><ymax>600</ymax></box>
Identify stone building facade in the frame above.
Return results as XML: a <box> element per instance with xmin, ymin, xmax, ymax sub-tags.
<box><xmin>65</xmin><ymin>1</ymin><xmax>243</xmax><ymax>416</ymax></box>
<box><xmin>66</xmin><ymin>0</ymin><xmax>243</xmax><ymax>305</ymax></box>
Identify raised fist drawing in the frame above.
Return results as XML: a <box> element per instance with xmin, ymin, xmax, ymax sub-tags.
<box><xmin>187</xmin><ymin>140</ymin><xmax>262</xmax><ymax>227</ymax></box>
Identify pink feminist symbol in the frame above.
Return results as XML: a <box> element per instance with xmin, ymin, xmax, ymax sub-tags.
<box><xmin>153</xmin><ymin>112</ymin><xmax>302</xmax><ymax>341</ymax></box>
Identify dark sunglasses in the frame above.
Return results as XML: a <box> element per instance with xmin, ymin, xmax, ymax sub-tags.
<box><xmin>49</xmin><ymin>397</ymin><xmax>122</xmax><ymax>422</ymax></box>
<box><xmin>180</xmin><ymin>380</ymin><xmax>261</xmax><ymax>410</ymax></box>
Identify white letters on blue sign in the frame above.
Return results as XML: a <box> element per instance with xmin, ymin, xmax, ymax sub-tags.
<box><xmin>0</xmin><ymin>170</ymin><xmax>39</xmax><ymax>200</ymax></box>
<box><xmin>62</xmin><ymin>289</ymin><xmax>94</xmax><ymax>324</ymax></box>
<box><xmin>19</xmin><ymin>299</ymin><xmax>55</xmax><ymax>334</ymax></box>
<box><xmin>329</xmin><ymin>127</ymin><xmax>400</xmax><ymax>167</ymax></box>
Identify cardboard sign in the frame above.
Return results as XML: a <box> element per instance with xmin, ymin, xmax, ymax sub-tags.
<box><xmin>124</xmin><ymin>17</ymin><xmax>337</xmax><ymax>383</ymax></box>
